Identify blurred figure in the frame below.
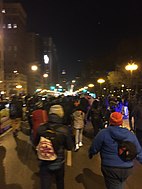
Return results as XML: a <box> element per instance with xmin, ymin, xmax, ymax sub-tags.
<box><xmin>32</xmin><ymin>101</ymin><xmax>48</xmax><ymax>146</ymax></box>
<box><xmin>122</xmin><ymin>97</ymin><xmax>129</xmax><ymax>119</ymax></box>
<box><xmin>131</xmin><ymin>97</ymin><xmax>142</xmax><ymax>146</ymax></box>
<box><xmin>88</xmin><ymin>99</ymin><xmax>104</xmax><ymax>136</ymax></box>
<box><xmin>128</xmin><ymin>95</ymin><xmax>137</xmax><ymax>131</ymax></box>
<box><xmin>115</xmin><ymin>97</ymin><xmax>123</xmax><ymax>113</ymax></box>
<box><xmin>9</xmin><ymin>95</ymin><xmax>23</xmax><ymax>137</ymax></box>
<box><xmin>72</xmin><ymin>99</ymin><xmax>85</xmax><ymax>151</ymax></box>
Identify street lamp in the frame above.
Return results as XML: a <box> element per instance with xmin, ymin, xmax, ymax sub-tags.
<box><xmin>70</xmin><ymin>81</ymin><xmax>75</xmax><ymax>93</ymax></box>
<box><xmin>97</xmin><ymin>78</ymin><xmax>105</xmax><ymax>96</ymax></box>
<box><xmin>43</xmin><ymin>73</ymin><xmax>48</xmax><ymax>78</ymax></box>
<box><xmin>16</xmin><ymin>84</ymin><xmax>22</xmax><ymax>95</ymax></box>
<box><xmin>16</xmin><ymin>84</ymin><xmax>22</xmax><ymax>89</ymax></box>
<box><xmin>31</xmin><ymin>65</ymin><xmax>38</xmax><ymax>71</ymax></box>
<box><xmin>88</xmin><ymin>83</ymin><xmax>94</xmax><ymax>88</ymax></box>
<box><xmin>125</xmin><ymin>60</ymin><xmax>138</xmax><ymax>92</ymax></box>
<box><xmin>125</xmin><ymin>61</ymin><xmax>138</xmax><ymax>75</ymax></box>
<box><xmin>30</xmin><ymin>64</ymin><xmax>39</xmax><ymax>93</ymax></box>
<box><xmin>97</xmin><ymin>78</ymin><xmax>105</xmax><ymax>84</ymax></box>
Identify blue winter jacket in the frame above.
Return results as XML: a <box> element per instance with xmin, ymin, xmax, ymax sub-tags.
<box><xmin>89</xmin><ymin>126</ymin><xmax>142</xmax><ymax>168</ymax></box>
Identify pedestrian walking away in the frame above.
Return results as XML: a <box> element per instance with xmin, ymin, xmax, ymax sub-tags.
<box><xmin>88</xmin><ymin>112</ymin><xmax>142</xmax><ymax>189</ymax></box>
<box><xmin>35</xmin><ymin>104</ymin><xmax>73</xmax><ymax>189</ymax></box>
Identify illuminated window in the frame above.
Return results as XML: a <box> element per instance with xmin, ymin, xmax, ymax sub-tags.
<box><xmin>62</xmin><ymin>70</ymin><xmax>66</xmax><ymax>75</ymax></box>
<box><xmin>7</xmin><ymin>24</ymin><xmax>12</xmax><ymax>29</ymax></box>
<box><xmin>2</xmin><ymin>9</ymin><xmax>6</xmax><ymax>13</ymax></box>
<box><xmin>13</xmin><ymin>24</ymin><xmax>17</xmax><ymax>28</ymax></box>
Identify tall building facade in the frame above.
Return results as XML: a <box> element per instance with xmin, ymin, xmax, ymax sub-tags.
<box><xmin>0</xmin><ymin>1</ymin><xmax>59</xmax><ymax>96</ymax></box>
<box><xmin>1</xmin><ymin>2</ymin><xmax>28</xmax><ymax>96</ymax></box>
<box><xmin>0</xmin><ymin>2</ymin><xmax>43</xmax><ymax>96</ymax></box>
<box><xmin>42</xmin><ymin>37</ymin><xmax>59</xmax><ymax>87</ymax></box>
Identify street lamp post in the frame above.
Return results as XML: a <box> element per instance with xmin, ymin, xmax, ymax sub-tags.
<box><xmin>88</xmin><ymin>84</ymin><xmax>94</xmax><ymax>93</ymax></box>
<box><xmin>43</xmin><ymin>73</ymin><xmax>48</xmax><ymax>89</ymax></box>
<box><xmin>97</xmin><ymin>78</ymin><xmax>105</xmax><ymax>96</ymax></box>
<box><xmin>16</xmin><ymin>84</ymin><xmax>22</xmax><ymax>95</ymax></box>
<box><xmin>125</xmin><ymin>60</ymin><xmax>138</xmax><ymax>94</ymax></box>
<box><xmin>30</xmin><ymin>64</ymin><xmax>39</xmax><ymax>93</ymax></box>
<box><xmin>31</xmin><ymin>65</ymin><xmax>38</xmax><ymax>71</ymax></box>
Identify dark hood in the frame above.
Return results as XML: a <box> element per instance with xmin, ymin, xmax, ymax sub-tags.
<box><xmin>48</xmin><ymin>113</ymin><xmax>63</xmax><ymax>124</ymax></box>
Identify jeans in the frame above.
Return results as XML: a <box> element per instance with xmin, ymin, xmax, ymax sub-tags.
<box><xmin>101</xmin><ymin>166</ymin><xmax>133</xmax><ymax>189</ymax></box>
<box><xmin>75</xmin><ymin>128</ymin><xmax>83</xmax><ymax>144</ymax></box>
<box><xmin>40</xmin><ymin>162</ymin><xmax>65</xmax><ymax>189</ymax></box>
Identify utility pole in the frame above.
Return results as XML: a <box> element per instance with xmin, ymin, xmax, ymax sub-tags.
<box><xmin>0</xmin><ymin>0</ymin><xmax>4</xmax><ymax>92</ymax></box>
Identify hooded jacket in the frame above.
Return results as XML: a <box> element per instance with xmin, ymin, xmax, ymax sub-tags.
<box><xmin>89</xmin><ymin>125</ymin><xmax>142</xmax><ymax>168</ymax></box>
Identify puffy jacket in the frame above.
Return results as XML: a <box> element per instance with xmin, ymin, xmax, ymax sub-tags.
<box><xmin>72</xmin><ymin>110</ymin><xmax>85</xmax><ymax>129</ymax></box>
<box><xmin>89</xmin><ymin>125</ymin><xmax>142</xmax><ymax>168</ymax></box>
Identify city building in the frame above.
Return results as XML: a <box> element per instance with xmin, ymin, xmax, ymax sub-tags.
<box><xmin>42</xmin><ymin>37</ymin><xmax>59</xmax><ymax>87</ymax></box>
<box><xmin>0</xmin><ymin>2</ymin><xmax>28</xmax><ymax>96</ymax></box>
<box><xmin>0</xmin><ymin>1</ymin><xmax>59</xmax><ymax>97</ymax></box>
<box><xmin>26</xmin><ymin>32</ymin><xmax>43</xmax><ymax>94</ymax></box>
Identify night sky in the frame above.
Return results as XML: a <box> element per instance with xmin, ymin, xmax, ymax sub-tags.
<box><xmin>15</xmin><ymin>0</ymin><xmax>142</xmax><ymax>78</ymax></box>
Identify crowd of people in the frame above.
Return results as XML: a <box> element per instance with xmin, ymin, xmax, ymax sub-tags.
<box><xmin>7</xmin><ymin>93</ymin><xmax>142</xmax><ymax>189</ymax></box>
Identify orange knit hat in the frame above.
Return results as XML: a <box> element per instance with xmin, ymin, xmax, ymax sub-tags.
<box><xmin>109</xmin><ymin>112</ymin><xmax>123</xmax><ymax>126</ymax></box>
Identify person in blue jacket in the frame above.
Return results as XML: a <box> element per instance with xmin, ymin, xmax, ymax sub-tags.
<box><xmin>88</xmin><ymin>112</ymin><xmax>142</xmax><ymax>189</ymax></box>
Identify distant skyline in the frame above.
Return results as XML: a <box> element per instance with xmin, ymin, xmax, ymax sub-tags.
<box><xmin>13</xmin><ymin>0</ymin><xmax>142</xmax><ymax>78</ymax></box>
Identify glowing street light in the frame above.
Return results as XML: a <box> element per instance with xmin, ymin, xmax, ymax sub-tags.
<box><xmin>125</xmin><ymin>61</ymin><xmax>138</xmax><ymax>75</ymax></box>
<box><xmin>72</xmin><ymin>80</ymin><xmax>76</xmax><ymax>83</ymax></box>
<box><xmin>43</xmin><ymin>73</ymin><xmax>48</xmax><ymax>78</ymax></box>
<box><xmin>31</xmin><ymin>65</ymin><xmax>38</xmax><ymax>71</ymax></box>
<box><xmin>97</xmin><ymin>78</ymin><xmax>105</xmax><ymax>96</ymax></box>
<box><xmin>97</xmin><ymin>78</ymin><xmax>105</xmax><ymax>84</ymax></box>
<box><xmin>88</xmin><ymin>84</ymin><xmax>94</xmax><ymax>88</ymax></box>
<box><xmin>125</xmin><ymin>60</ymin><xmax>138</xmax><ymax>94</ymax></box>
<box><xmin>16</xmin><ymin>84</ymin><xmax>22</xmax><ymax>89</ymax></box>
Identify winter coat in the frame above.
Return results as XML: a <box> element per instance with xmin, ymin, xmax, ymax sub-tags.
<box><xmin>32</xmin><ymin>109</ymin><xmax>48</xmax><ymax>143</ymax></box>
<box><xmin>72</xmin><ymin>110</ymin><xmax>85</xmax><ymax>129</ymax></box>
<box><xmin>35</xmin><ymin>114</ymin><xmax>73</xmax><ymax>170</ymax></box>
<box><xmin>9</xmin><ymin>99</ymin><xmax>23</xmax><ymax>119</ymax></box>
<box><xmin>89</xmin><ymin>125</ymin><xmax>142</xmax><ymax>168</ymax></box>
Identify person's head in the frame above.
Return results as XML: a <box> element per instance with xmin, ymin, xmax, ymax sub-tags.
<box><xmin>109</xmin><ymin>112</ymin><xmax>123</xmax><ymax>126</ymax></box>
<box><xmin>35</xmin><ymin>101</ymin><xmax>43</xmax><ymax>109</ymax></box>
<box><xmin>73</xmin><ymin>99</ymin><xmax>80</xmax><ymax>107</ymax></box>
<box><xmin>49</xmin><ymin>104</ymin><xmax>64</xmax><ymax>118</ymax></box>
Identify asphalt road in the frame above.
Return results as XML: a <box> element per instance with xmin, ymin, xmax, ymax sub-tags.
<box><xmin>0</xmin><ymin>120</ymin><xmax>142</xmax><ymax>189</ymax></box>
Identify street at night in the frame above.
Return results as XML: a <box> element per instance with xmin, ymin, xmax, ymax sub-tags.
<box><xmin>0</xmin><ymin>119</ymin><xmax>142</xmax><ymax>189</ymax></box>
<box><xmin>0</xmin><ymin>2</ymin><xmax>142</xmax><ymax>189</ymax></box>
